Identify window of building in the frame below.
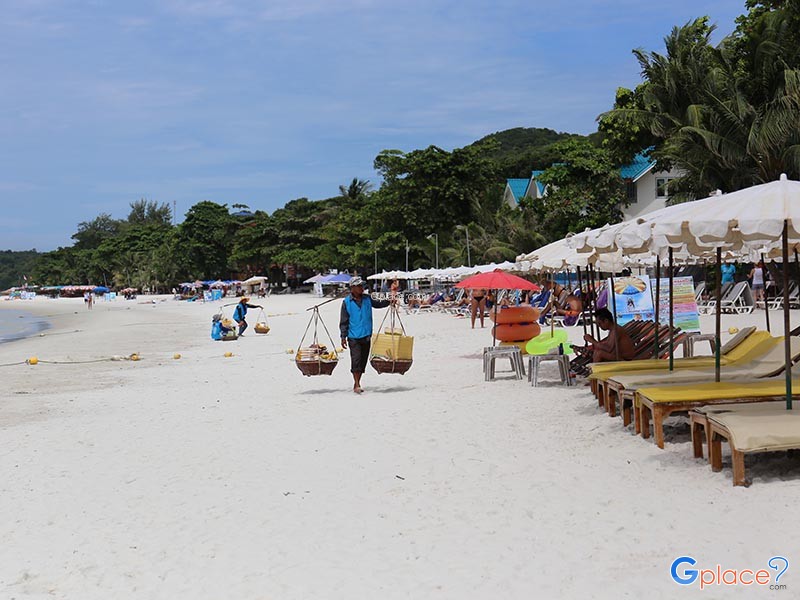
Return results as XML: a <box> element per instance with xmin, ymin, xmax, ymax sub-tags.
<box><xmin>656</xmin><ymin>177</ymin><xmax>673</xmax><ymax>198</ymax></box>
<box><xmin>625</xmin><ymin>181</ymin><xmax>637</xmax><ymax>203</ymax></box>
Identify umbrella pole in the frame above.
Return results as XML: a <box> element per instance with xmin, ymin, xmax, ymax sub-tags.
<box><xmin>782</xmin><ymin>221</ymin><xmax>792</xmax><ymax>410</ymax></box>
<box><xmin>762</xmin><ymin>252</ymin><xmax>771</xmax><ymax>333</ymax></box>
<box><xmin>577</xmin><ymin>266</ymin><xmax>588</xmax><ymax>338</ymax></box>
<box><xmin>668</xmin><ymin>248</ymin><xmax>674</xmax><ymax>371</ymax></box>
<box><xmin>715</xmin><ymin>248</ymin><xmax>722</xmax><ymax>383</ymax></box>
<box><xmin>608</xmin><ymin>272</ymin><xmax>619</xmax><ymax>361</ymax></box>
<box><xmin>654</xmin><ymin>257</ymin><xmax>661</xmax><ymax>360</ymax></box>
<box><xmin>589</xmin><ymin>265</ymin><xmax>598</xmax><ymax>341</ymax></box>
<box><xmin>795</xmin><ymin>250</ymin><xmax>800</xmax><ymax>313</ymax></box>
<box><xmin>492</xmin><ymin>288</ymin><xmax>498</xmax><ymax>347</ymax></box>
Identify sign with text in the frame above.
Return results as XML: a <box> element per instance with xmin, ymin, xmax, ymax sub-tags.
<box><xmin>652</xmin><ymin>276</ymin><xmax>701</xmax><ymax>333</ymax></box>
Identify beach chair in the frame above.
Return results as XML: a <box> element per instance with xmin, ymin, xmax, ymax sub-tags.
<box><xmin>698</xmin><ymin>402</ymin><xmax>800</xmax><ymax>486</ymax></box>
<box><xmin>589</xmin><ymin>327</ymin><xmax>762</xmax><ymax>407</ymax></box>
<box><xmin>608</xmin><ymin>335</ymin><xmax>800</xmax><ymax>426</ymax></box>
<box><xmin>719</xmin><ymin>281</ymin><xmax>755</xmax><ymax>314</ymax></box>
<box><xmin>694</xmin><ymin>281</ymin><xmax>705</xmax><ymax>303</ymax></box>
<box><xmin>699</xmin><ymin>281</ymin><xmax>733</xmax><ymax>314</ymax></box>
<box><xmin>635</xmin><ymin>374</ymin><xmax>800</xmax><ymax>449</ymax></box>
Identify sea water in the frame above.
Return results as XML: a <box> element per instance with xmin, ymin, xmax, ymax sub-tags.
<box><xmin>0</xmin><ymin>308</ymin><xmax>50</xmax><ymax>343</ymax></box>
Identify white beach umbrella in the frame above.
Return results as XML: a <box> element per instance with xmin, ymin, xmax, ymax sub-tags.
<box><xmin>407</xmin><ymin>267</ymin><xmax>434</xmax><ymax>280</ymax></box>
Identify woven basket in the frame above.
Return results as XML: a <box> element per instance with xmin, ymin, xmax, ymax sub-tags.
<box><xmin>254</xmin><ymin>323</ymin><xmax>270</xmax><ymax>334</ymax></box>
<box><xmin>370</xmin><ymin>357</ymin><xmax>413</xmax><ymax>375</ymax></box>
<box><xmin>296</xmin><ymin>358</ymin><xmax>338</xmax><ymax>376</ymax></box>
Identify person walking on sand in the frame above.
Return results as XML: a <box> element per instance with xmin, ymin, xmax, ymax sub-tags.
<box><xmin>233</xmin><ymin>297</ymin><xmax>260</xmax><ymax>336</ymax></box>
<box><xmin>339</xmin><ymin>276</ymin><xmax>393</xmax><ymax>394</ymax></box>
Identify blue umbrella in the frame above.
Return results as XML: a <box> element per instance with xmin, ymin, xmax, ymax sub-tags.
<box><xmin>321</xmin><ymin>273</ymin><xmax>351</xmax><ymax>284</ymax></box>
<box><xmin>93</xmin><ymin>286</ymin><xmax>109</xmax><ymax>293</ymax></box>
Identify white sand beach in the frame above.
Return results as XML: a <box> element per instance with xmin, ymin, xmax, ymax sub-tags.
<box><xmin>2</xmin><ymin>295</ymin><xmax>800</xmax><ymax>599</ymax></box>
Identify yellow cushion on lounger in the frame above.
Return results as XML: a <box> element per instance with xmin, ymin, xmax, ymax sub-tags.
<box><xmin>721</xmin><ymin>331</ymin><xmax>776</xmax><ymax>363</ymax></box>
<box><xmin>588</xmin><ymin>331</ymin><xmax>774</xmax><ymax>380</ymax></box>
<box><xmin>637</xmin><ymin>377</ymin><xmax>800</xmax><ymax>404</ymax></box>
<box><xmin>609</xmin><ymin>337</ymin><xmax>800</xmax><ymax>389</ymax></box>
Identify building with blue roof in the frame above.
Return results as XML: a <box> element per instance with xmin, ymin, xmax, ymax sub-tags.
<box><xmin>503</xmin><ymin>172</ymin><xmax>548</xmax><ymax>208</ymax></box>
<box><xmin>503</xmin><ymin>148</ymin><xmax>682</xmax><ymax>218</ymax></box>
<box><xmin>618</xmin><ymin>149</ymin><xmax>683</xmax><ymax>220</ymax></box>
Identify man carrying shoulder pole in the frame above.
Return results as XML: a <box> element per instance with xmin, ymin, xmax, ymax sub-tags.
<box><xmin>339</xmin><ymin>276</ymin><xmax>394</xmax><ymax>394</ymax></box>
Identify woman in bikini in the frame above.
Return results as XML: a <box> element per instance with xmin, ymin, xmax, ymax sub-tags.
<box><xmin>470</xmin><ymin>288</ymin><xmax>487</xmax><ymax>328</ymax></box>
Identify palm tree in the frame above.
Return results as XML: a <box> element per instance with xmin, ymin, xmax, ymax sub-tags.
<box><xmin>338</xmin><ymin>178</ymin><xmax>374</xmax><ymax>201</ymax></box>
<box><xmin>600</xmin><ymin>14</ymin><xmax>800</xmax><ymax>196</ymax></box>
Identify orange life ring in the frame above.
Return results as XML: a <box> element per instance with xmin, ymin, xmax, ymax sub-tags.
<box><xmin>493</xmin><ymin>322</ymin><xmax>541</xmax><ymax>342</ymax></box>
<box><xmin>491</xmin><ymin>306</ymin><xmax>540</xmax><ymax>324</ymax></box>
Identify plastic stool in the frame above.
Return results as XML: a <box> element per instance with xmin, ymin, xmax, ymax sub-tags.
<box><xmin>483</xmin><ymin>347</ymin><xmax>525</xmax><ymax>381</ymax></box>
<box><xmin>683</xmin><ymin>333</ymin><xmax>717</xmax><ymax>357</ymax></box>
<box><xmin>528</xmin><ymin>354</ymin><xmax>573</xmax><ymax>387</ymax></box>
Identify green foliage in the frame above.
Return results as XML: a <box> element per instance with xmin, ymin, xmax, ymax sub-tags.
<box><xmin>0</xmin><ymin>250</ymin><xmax>39</xmax><ymax>290</ymax></box>
<box><xmin>599</xmin><ymin>8</ymin><xmax>800</xmax><ymax>196</ymax></box>
<box><xmin>127</xmin><ymin>199</ymin><xmax>172</xmax><ymax>226</ymax></box>
<box><xmin>372</xmin><ymin>144</ymin><xmax>499</xmax><ymax>242</ymax></box>
<box><xmin>532</xmin><ymin>140</ymin><xmax>625</xmax><ymax>242</ymax></box>
<box><xmin>72</xmin><ymin>213</ymin><xmax>122</xmax><ymax>250</ymax></box>
<box><xmin>178</xmin><ymin>201</ymin><xmax>236</xmax><ymax>279</ymax></box>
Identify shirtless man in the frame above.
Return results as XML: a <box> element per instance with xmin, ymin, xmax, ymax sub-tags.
<box><xmin>583</xmin><ymin>308</ymin><xmax>636</xmax><ymax>362</ymax></box>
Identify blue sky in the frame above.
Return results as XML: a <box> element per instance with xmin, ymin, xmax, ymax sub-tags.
<box><xmin>1</xmin><ymin>0</ymin><xmax>744</xmax><ymax>251</ymax></box>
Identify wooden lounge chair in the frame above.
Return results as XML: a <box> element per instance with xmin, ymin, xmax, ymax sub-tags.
<box><xmin>589</xmin><ymin>327</ymin><xmax>762</xmax><ymax>408</ymax></box>
<box><xmin>688</xmin><ymin>403</ymin><xmax>777</xmax><ymax>463</ymax></box>
<box><xmin>605</xmin><ymin>334</ymin><xmax>798</xmax><ymax>425</ymax></box>
<box><xmin>635</xmin><ymin>377</ymin><xmax>800</xmax><ymax>449</ymax></box>
<box><xmin>701</xmin><ymin>402</ymin><xmax>800</xmax><ymax>486</ymax></box>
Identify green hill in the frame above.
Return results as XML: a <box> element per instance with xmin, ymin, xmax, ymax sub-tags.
<box><xmin>469</xmin><ymin>127</ymin><xmax>602</xmax><ymax>178</ymax></box>
<box><xmin>470</xmin><ymin>127</ymin><xmax>577</xmax><ymax>158</ymax></box>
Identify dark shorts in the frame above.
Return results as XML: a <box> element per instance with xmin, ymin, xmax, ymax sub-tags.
<box><xmin>348</xmin><ymin>336</ymin><xmax>371</xmax><ymax>373</ymax></box>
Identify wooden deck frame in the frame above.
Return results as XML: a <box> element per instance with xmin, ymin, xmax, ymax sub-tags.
<box><xmin>689</xmin><ymin>410</ymin><xmax>712</xmax><ymax>461</ymax></box>
<box><xmin>709</xmin><ymin>422</ymin><xmax>749</xmax><ymax>486</ymax></box>
<box><xmin>635</xmin><ymin>394</ymin><xmax>783</xmax><ymax>449</ymax></box>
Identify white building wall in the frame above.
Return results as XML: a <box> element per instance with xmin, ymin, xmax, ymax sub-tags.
<box><xmin>621</xmin><ymin>166</ymin><xmax>683</xmax><ymax>220</ymax></box>
<box><xmin>503</xmin><ymin>186</ymin><xmax>519</xmax><ymax>209</ymax></box>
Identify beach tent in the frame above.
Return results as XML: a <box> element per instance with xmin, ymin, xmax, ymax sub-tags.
<box><xmin>243</xmin><ymin>275</ymin><xmax>268</xmax><ymax>294</ymax></box>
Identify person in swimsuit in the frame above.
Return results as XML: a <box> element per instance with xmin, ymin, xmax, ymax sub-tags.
<box><xmin>470</xmin><ymin>288</ymin><xmax>487</xmax><ymax>328</ymax></box>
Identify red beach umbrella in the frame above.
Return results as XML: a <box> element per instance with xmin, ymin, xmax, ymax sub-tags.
<box><xmin>456</xmin><ymin>270</ymin><xmax>540</xmax><ymax>346</ymax></box>
<box><xmin>456</xmin><ymin>269</ymin><xmax>540</xmax><ymax>291</ymax></box>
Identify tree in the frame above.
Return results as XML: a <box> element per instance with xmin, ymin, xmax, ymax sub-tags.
<box><xmin>372</xmin><ymin>145</ymin><xmax>499</xmax><ymax>244</ymax></box>
<box><xmin>127</xmin><ymin>199</ymin><xmax>172</xmax><ymax>226</ymax></box>
<box><xmin>72</xmin><ymin>213</ymin><xmax>122</xmax><ymax>250</ymax></box>
<box><xmin>599</xmin><ymin>12</ymin><xmax>800</xmax><ymax>197</ymax></box>
<box><xmin>178</xmin><ymin>201</ymin><xmax>236</xmax><ymax>279</ymax></box>
<box><xmin>532</xmin><ymin>140</ymin><xmax>625</xmax><ymax>242</ymax></box>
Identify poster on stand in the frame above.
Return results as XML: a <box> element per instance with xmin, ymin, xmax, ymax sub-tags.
<box><xmin>651</xmin><ymin>276</ymin><xmax>701</xmax><ymax>333</ymax></box>
<box><xmin>608</xmin><ymin>276</ymin><xmax>655</xmax><ymax>326</ymax></box>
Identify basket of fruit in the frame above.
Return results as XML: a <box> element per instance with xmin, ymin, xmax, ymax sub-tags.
<box><xmin>295</xmin><ymin>305</ymin><xmax>339</xmax><ymax>376</ymax></box>
<box><xmin>254</xmin><ymin>307</ymin><xmax>270</xmax><ymax>334</ymax></box>
<box><xmin>296</xmin><ymin>344</ymin><xmax>338</xmax><ymax>376</ymax></box>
